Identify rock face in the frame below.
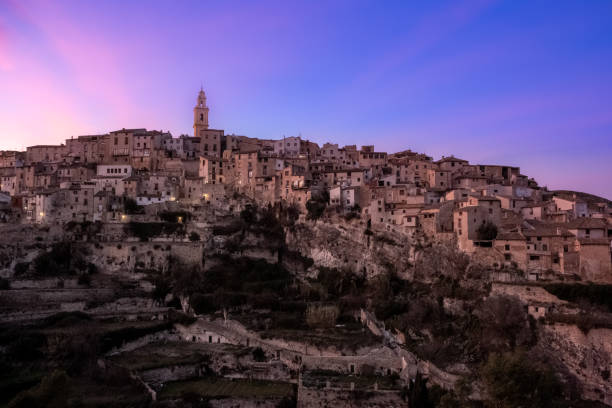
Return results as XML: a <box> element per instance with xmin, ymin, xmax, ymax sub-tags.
<box><xmin>285</xmin><ymin>221</ymin><xmax>415</xmax><ymax>279</ymax></box>
<box><xmin>541</xmin><ymin>324</ymin><xmax>612</xmax><ymax>405</ymax></box>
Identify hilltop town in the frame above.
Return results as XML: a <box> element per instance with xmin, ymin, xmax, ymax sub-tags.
<box><xmin>1</xmin><ymin>90</ymin><xmax>612</xmax><ymax>407</ymax></box>
<box><xmin>1</xmin><ymin>88</ymin><xmax>610</xmax><ymax>282</ymax></box>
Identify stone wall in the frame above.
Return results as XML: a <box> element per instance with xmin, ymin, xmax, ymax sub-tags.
<box><xmin>89</xmin><ymin>241</ymin><xmax>203</xmax><ymax>273</ymax></box>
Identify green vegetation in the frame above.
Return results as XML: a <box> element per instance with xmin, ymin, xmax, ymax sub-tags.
<box><xmin>158</xmin><ymin>378</ymin><xmax>295</xmax><ymax>400</ymax></box>
<box><xmin>543</xmin><ymin>283</ymin><xmax>612</xmax><ymax>312</ymax></box>
<box><xmin>7</xmin><ymin>370</ymin><xmax>70</xmax><ymax>408</ymax></box>
<box><xmin>252</xmin><ymin>347</ymin><xmax>266</xmax><ymax>362</ymax></box>
<box><xmin>159</xmin><ymin>210</ymin><xmax>192</xmax><ymax>223</ymax></box>
<box><xmin>13</xmin><ymin>262</ymin><xmax>30</xmax><ymax>276</ymax></box>
<box><xmin>305</xmin><ymin>190</ymin><xmax>329</xmax><ymax>221</ymax></box>
<box><xmin>476</xmin><ymin>221</ymin><xmax>498</xmax><ymax>241</ymax></box>
<box><xmin>111</xmin><ymin>343</ymin><xmax>212</xmax><ymax>371</ymax></box>
<box><xmin>546</xmin><ymin>312</ymin><xmax>612</xmax><ymax>333</ymax></box>
<box><xmin>212</xmin><ymin>220</ymin><xmax>244</xmax><ymax>235</ymax></box>
<box><xmin>30</xmin><ymin>242</ymin><xmax>91</xmax><ymax>277</ymax></box>
<box><xmin>124</xmin><ymin>221</ymin><xmax>185</xmax><ymax>241</ymax></box>
<box><xmin>305</xmin><ymin>199</ymin><xmax>326</xmax><ymax>220</ymax></box>
<box><xmin>123</xmin><ymin>197</ymin><xmax>144</xmax><ymax>214</ymax></box>
<box><xmin>180</xmin><ymin>256</ymin><xmax>292</xmax><ymax>315</ymax></box>
<box><xmin>481</xmin><ymin>350</ymin><xmax>562</xmax><ymax>408</ymax></box>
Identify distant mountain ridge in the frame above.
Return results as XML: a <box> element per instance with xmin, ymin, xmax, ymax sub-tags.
<box><xmin>553</xmin><ymin>190</ymin><xmax>612</xmax><ymax>208</ymax></box>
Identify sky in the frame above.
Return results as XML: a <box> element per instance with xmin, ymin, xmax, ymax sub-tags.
<box><xmin>1</xmin><ymin>0</ymin><xmax>611</xmax><ymax>199</ymax></box>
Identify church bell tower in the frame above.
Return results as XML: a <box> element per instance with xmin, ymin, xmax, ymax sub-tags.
<box><xmin>194</xmin><ymin>87</ymin><xmax>209</xmax><ymax>136</ymax></box>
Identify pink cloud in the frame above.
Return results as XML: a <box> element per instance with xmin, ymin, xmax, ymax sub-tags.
<box><xmin>4</xmin><ymin>0</ymin><xmax>139</xmax><ymax>123</ymax></box>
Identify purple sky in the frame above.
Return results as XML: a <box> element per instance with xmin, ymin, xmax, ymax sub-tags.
<box><xmin>1</xmin><ymin>0</ymin><xmax>611</xmax><ymax>199</ymax></box>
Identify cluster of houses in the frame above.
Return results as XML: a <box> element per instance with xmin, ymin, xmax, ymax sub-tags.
<box><xmin>1</xmin><ymin>88</ymin><xmax>611</xmax><ymax>282</ymax></box>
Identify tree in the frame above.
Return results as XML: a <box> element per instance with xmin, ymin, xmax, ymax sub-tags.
<box><xmin>477</xmin><ymin>295</ymin><xmax>534</xmax><ymax>352</ymax></box>
<box><xmin>124</xmin><ymin>197</ymin><xmax>142</xmax><ymax>214</ymax></box>
<box><xmin>8</xmin><ymin>370</ymin><xmax>70</xmax><ymax>408</ymax></box>
<box><xmin>283</xmin><ymin>203</ymin><xmax>301</xmax><ymax>226</ymax></box>
<box><xmin>403</xmin><ymin>372</ymin><xmax>433</xmax><ymax>408</ymax></box>
<box><xmin>252</xmin><ymin>347</ymin><xmax>266</xmax><ymax>362</ymax></box>
<box><xmin>482</xmin><ymin>350</ymin><xmax>562</xmax><ymax>408</ymax></box>
<box><xmin>305</xmin><ymin>199</ymin><xmax>326</xmax><ymax>220</ymax></box>
<box><xmin>477</xmin><ymin>221</ymin><xmax>498</xmax><ymax>240</ymax></box>
<box><xmin>240</xmin><ymin>205</ymin><xmax>257</xmax><ymax>224</ymax></box>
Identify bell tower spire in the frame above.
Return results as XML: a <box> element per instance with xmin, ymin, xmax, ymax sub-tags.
<box><xmin>194</xmin><ymin>87</ymin><xmax>209</xmax><ymax>135</ymax></box>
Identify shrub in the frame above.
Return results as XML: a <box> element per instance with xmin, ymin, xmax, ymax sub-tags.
<box><xmin>190</xmin><ymin>293</ymin><xmax>218</xmax><ymax>314</ymax></box>
<box><xmin>99</xmin><ymin>323</ymin><xmax>172</xmax><ymax>352</ymax></box>
<box><xmin>252</xmin><ymin>347</ymin><xmax>266</xmax><ymax>362</ymax></box>
<box><xmin>125</xmin><ymin>222</ymin><xmax>185</xmax><ymax>241</ymax></box>
<box><xmin>543</xmin><ymin>283</ymin><xmax>612</xmax><ymax>312</ymax></box>
<box><xmin>282</xmin><ymin>203</ymin><xmax>301</xmax><ymax>226</ymax></box>
<box><xmin>152</xmin><ymin>277</ymin><xmax>171</xmax><ymax>304</ymax></box>
<box><xmin>404</xmin><ymin>372</ymin><xmax>433</xmax><ymax>407</ymax></box>
<box><xmin>41</xmin><ymin>311</ymin><xmax>92</xmax><ymax>328</ymax></box>
<box><xmin>13</xmin><ymin>262</ymin><xmax>30</xmax><ymax>276</ymax></box>
<box><xmin>159</xmin><ymin>211</ymin><xmax>191</xmax><ymax>223</ymax></box>
<box><xmin>0</xmin><ymin>277</ymin><xmax>10</xmax><ymax>290</ymax></box>
<box><xmin>6</xmin><ymin>332</ymin><xmax>46</xmax><ymax>361</ymax></box>
<box><xmin>276</xmin><ymin>396</ymin><xmax>297</xmax><ymax>408</ymax></box>
<box><xmin>87</xmin><ymin>263</ymin><xmax>98</xmax><ymax>275</ymax></box>
<box><xmin>189</xmin><ymin>232</ymin><xmax>201</xmax><ymax>241</ymax></box>
<box><xmin>482</xmin><ymin>350</ymin><xmax>562</xmax><ymax>408</ymax></box>
<box><xmin>305</xmin><ymin>199</ymin><xmax>326</xmax><ymax>220</ymax></box>
<box><xmin>77</xmin><ymin>274</ymin><xmax>91</xmax><ymax>286</ymax></box>
<box><xmin>8</xmin><ymin>370</ymin><xmax>69</xmax><ymax>408</ymax></box>
<box><xmin>124</xmin><ymin>197</ymin><xmax>143</xmax><ymax>214</ymax></box>
<box><xmin>212</xmin><ymin>220</ymin><xmax>244</xmax><ymax>235</ymax></box>
<box><xmin>305</xmin><ymin>304</ymin><xmax>339</xmax><ymax>328</ymax></box>
<box><xmin>32</xmin><ymin>242</ymin><xmax>82</xmax><ymax>276</ymax></box>
<box><xmin>240</xmin><ymin>205</ymin><xmax>257</xmax><ymax>224</ymax></box>
<box><xmin>476</xmin><ymin>295</ymin><xmax>534</xmax><ymax>352</ymax></box>
<box><xmin>476</xmin><ymin>221</ymin><xmax>498</xmax><ymax>241</ymax></box>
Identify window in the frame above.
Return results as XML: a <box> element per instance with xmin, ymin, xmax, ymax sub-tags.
<box><xmin>504</xmin><ymin>254</ymin><xmax>511</xmax><ymax>261</ymax></box>
<box><xmin>505</xmin><ymin>244</ymin><xmax>510</xmax><ymax>251</ymax></box>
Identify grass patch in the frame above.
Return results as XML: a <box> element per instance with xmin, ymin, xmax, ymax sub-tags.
<box><xmin>159</xmin><ymin>378</ymin><xmax>295</xmax><ymax>399</ymax></box>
